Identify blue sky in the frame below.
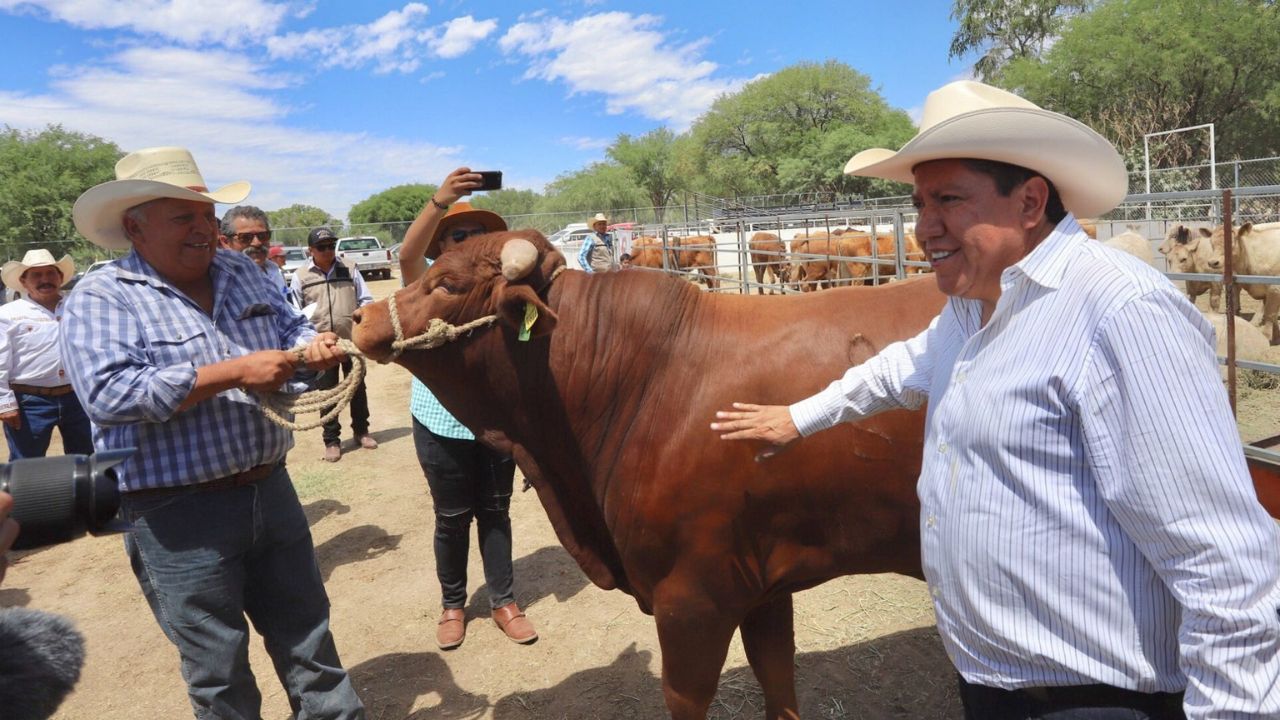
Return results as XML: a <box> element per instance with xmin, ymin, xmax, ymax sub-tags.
<box><xmin>0</xmin><ymin>1</ymin><xmax>972</xmax><ymax>220</ymax></box>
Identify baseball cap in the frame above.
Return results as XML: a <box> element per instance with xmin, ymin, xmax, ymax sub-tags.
<box><xmin>268</xmin><ymin>245</ymin><xmax>285</xmax><ymax>259</ymax></box>
<box><xmin>308</xmin><ymin>227</ymin><xmax>337</xmax><ymax>246</ymax></box>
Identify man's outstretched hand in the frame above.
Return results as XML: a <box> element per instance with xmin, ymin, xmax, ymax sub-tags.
<box><xmin>711</xmin><ymin>402</ymin><xmax>800</xmax><ymax>461</ymax></box>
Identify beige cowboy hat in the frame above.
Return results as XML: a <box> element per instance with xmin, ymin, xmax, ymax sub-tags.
<box><xmin>73</xmin><ymin>146</ymin><xmax>251</xmax><ymax>250</ymax></box>
<box><xmin>1</xmin><ymin>249</ymin><xmax>76</xmax><ymax>292</ymax></box>
<box><xmin>425</xmin><ymin>202</ymin><xmax>508</xmax><ymax>259</ymax></box>
<box><xmin>588</xmin><ymin>213</ymin><xmax>609</xmax><ymax>227</ymax></box>
<box><xmin>844</xmin><ymin>81</ymin><xmax>1128</xmax><ymax>218</ymax></box>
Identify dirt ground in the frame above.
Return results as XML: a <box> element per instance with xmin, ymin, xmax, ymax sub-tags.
<box><xmin>5</xmin><ymin>274</ymin><xmax>1277</xmax><ymax>720</ymax></box>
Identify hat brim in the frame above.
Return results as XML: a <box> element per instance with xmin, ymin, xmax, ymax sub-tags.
<box><xmin>844</xmin><ymin>107</ymin><xmax>1128</xmax><ymax>219</ymax></box>
<box><xmin>426</xmin><ymin>208</ymin><xmax>508</xmax><ymax>259</ymax></box>
<box><xmin>1</xmin><ymin>254</ymin><xmax>77</xmax><ymax>292</ymax></box>
<box><xmin>73</xmin><ymin>178</ymin><xmax>251</xmax><ymax>250</ymax></box>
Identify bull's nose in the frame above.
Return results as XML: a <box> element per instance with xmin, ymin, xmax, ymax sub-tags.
<box><xmin>351</xmin><ymin>307</ymin><xmax>364</xmax><ymax>324</ymax></box>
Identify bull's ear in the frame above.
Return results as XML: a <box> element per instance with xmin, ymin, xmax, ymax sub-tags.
<box><xmin>1240</xmin><ymin>222</ymin><xmax>1253</xmax><ymax>236</ymax></box>
<box><xmin>497</xmin><ymin>282</ymin><xmax>558</xmax><ymax>338</ymax></box>
<box><xmin>1199</xmin><ymin>227</ymin><xmax>1213</xmax><ymax>238</ymax></box>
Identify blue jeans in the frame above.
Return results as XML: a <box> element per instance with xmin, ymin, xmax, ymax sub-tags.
<box><xmin>122</xmin><ymin>465</ymin><xmax>364</xmax><ymax>720</ymax></box>
<box><xmin>412</xmin><ymin>418</ymin><xmax>516</xmax><ymax>610</ymax></box>
<box><xmin>4</xmin><ymin>391</ymin><xmax>93</xmax><ymax>460</ymax></box>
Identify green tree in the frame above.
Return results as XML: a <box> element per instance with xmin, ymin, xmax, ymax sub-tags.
<box><xmin>0</xmin><ymin>125</ymin><xmax>122</xmax><ymax>261</ymax></box>
<box><xmin>1001</xmin><ymin>0</ymin><xmax>1280</xmax><ymax>166</ymax></box>
<box><xmin>606</xmin><ymin>128</ymin><xmax>692</xmax><ymax>222</ymax></box>
<box><xmin>689</xmin><ymin>61</ymin><xmax>915</xmax><ymax>200</ymax></box>
<box><xmin>536</xmin><ymin>162</ymin><xmax>647</xmax><ymax>222</ymax></box>
<box><xmin>267</xmin><ymin>203</ymin><xmax>341</xmax><ymax>246</ymax></box>
<box><xmin>471</xmin><ymin>188</ymin><xmax>541</xmax><ymax>225</ymax></box>
<box><xmin>949</xmin><ymin>0</ymin><xmax>1090</xmax><ymax>82</ymax></box>
<box><xmin>347</xmin><ymin>183</ymin><xmax>437</xmax><ymax>241</ymax></box>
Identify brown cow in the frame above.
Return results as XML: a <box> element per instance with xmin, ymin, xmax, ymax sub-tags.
<box><xmin>789</xmin><ymin>234</ymin><xmax>846</xmax><ymax>292</ymax></box>
<box><xmin>351</xmin><ymin>230</ymin><xmax>944</xmax><ymax>719</ymax></box>
<box><xmin>629</xmin><ymin>235</ymin><xmax>670</xmax><ymax>270</ymax></box>
<box><xmin>670</xmin><ymin>235</ymin><xmax>720</xmax><ymax>290</ymax></box>
<box><xmin>748</xmin><ymin>231</ymin><xmax>789</xmax><ymax>294</ymax></box>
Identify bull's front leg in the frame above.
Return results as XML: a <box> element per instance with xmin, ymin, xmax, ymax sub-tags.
<box><xmin>652</xmin><ymin>585</ymin><xmax>737</xmax><ymax>719</ymax></box>
<box><xmin>740</xmin><ymin>594</ymin><xmax>799</xmax><ymax>720</ymax></box>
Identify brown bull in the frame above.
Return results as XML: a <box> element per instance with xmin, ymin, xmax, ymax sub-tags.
<box><xmin>748</xmin><ymin>231</ymin><xmax>789</xmax><ymax>294</ymax></box>
<box><xmin>629</xmin><ymin>235</ymin><xmax>671</xmax><ymax>270</ymax></box>
<box><xmin>351</xmin><ymin>230</ymin><xmax>945</xmax><ymax>719</ymax></box>
<box><xmin>671</xmin><ymin>235</ymin><xmax>721</xmax><ymax>290</ymax></box>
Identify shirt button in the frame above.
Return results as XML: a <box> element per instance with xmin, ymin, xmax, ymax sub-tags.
<box><xmin>938</xmin><ymin>442</ymin><xmax>949</xmax><ymax>454</ymax></box>
<box><xmin>931</xmin><ymin>585</ymin><xmax>942</xmax><ymax>599</ymax></box>
<box><xmin>955</xmin><ymin>370</ymin><xmax>967</xmax><ymax>383</ymax></box>
<box><xmin>926</xmin><ymin>514</ymin><xmax>937</xmax><ymax>528</ymax></box>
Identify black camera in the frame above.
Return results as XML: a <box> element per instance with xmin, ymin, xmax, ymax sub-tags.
<box><xmin>1</xmin><ymin>450</ymin><xmax>131</xmax><ymax>550</ymax></box>
<box><xmin>476</xmin><ymin>170</ymin><xmax>503</xmax><ymax>191</ymax></box>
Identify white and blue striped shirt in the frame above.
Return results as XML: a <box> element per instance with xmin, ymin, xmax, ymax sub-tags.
<box><xmin>790</xmin><ymin>215</ymin><xmax>1280</xmax><ymax>718</ymax></box>
<box><xmin>60</xmin><ymin>249</ymin><xmax>316</xmax><ymax>492</ymax></box>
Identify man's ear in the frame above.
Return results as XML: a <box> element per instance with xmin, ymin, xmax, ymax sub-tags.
<box><xmin>1019</xmin><ymin>175</ymin><xmax>1051</xmax><ymax>229</ymax></box>
<box><xmin>497</xmin><ymin>282</ymin><xmax>558</xmax><ymax>338</ymax></box>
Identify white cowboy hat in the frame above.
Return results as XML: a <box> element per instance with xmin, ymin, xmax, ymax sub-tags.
<box><xmin>588</xmin><ymin>213</ymin><xmax>609</xmax><ymax>226</ymax></box>
<box><xmin>73</xmin><ymin>146</ymin><xmax>250</xmax><ymax>250</ymax></box>
<box><xmin>1</xmin><ymin>249</ymin><xmax>76</xmax><ymax>293</ymax></box>
<box><xmin>844</xmin><ymin>81</ymin><xmax>1128</xmax><ymax>219</ymax></box>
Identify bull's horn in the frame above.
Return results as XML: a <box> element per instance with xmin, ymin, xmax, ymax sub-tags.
<box><xmin>501</xmin><ymin>238</ymin><xmax>539</xmax><ymax>280</ymax></box>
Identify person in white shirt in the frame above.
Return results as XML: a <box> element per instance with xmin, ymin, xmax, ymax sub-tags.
<box><xmin>0</xmin><ymin>249</ymin><xmax>93</xmax><ymax>459</ymax></box>
<box><xmin>712</xmin><ymin>81</ymin><xmax>1280</xmax><ymax>720</ymax></box>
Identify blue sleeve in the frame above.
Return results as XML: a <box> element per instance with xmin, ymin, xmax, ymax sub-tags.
<box><xmin>578</xmin><ymin>238</ymin><xmax>593</xmax><ymax>273</ymax></box>
<box><xmin>60</xmin><ymin>285</ymin><xmax>195</xmax><ymax>426</ymax></box>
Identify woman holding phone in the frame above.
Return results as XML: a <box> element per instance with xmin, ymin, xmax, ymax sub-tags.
<box><xmin>397</xmin><ymin>168</ymin><xmax>537</xmax><ymax>650</ymax></box>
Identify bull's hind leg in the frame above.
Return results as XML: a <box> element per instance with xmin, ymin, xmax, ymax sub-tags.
<box><xmin>654</xmin><ymin>597</ymin><xmax>736</xmax><ymax>719</ymax></box>
<box><xmin>740</xmin><ymin>594</ymin><xmax>799</xmax><ymax>720</ymax></box>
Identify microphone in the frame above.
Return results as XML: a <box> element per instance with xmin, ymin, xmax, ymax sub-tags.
<box><xmin>0</xmin><ymin>607</ymin><xmax>86</xmax><ymax>720</ymax></box>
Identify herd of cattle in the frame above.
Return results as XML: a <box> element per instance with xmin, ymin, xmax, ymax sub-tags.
<box><xmin>625</xmin><ymin>220</ymin><xmax>1280</xmax><ymax>348</ymax></box>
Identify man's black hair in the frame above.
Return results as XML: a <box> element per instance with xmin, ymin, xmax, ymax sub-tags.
<box><xmin>960</xmin><ymin>160</ymin><xmax>1067</xmax><ymax>224</ymax></box>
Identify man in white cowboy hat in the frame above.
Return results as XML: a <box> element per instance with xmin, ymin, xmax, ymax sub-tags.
<box><xmin>713</xmin><ymin>81</ymin><xmax>1279</xmax><ymax>719</ymax></box>
<box><xmin>62</xmin><ymin>146</ymin><xmax>365</xmax><ymax>719</ymax></box>
<box><xmin>578</xmin><ymin>212</ymin><xmax>617</xmax><ymax>273</ymax></box>
<box><xmin>0</xmin><ymin>249</ymin><xmax>92</xmax><ymax>459</ymax></box>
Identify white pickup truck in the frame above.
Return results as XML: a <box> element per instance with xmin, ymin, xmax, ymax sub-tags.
<box><xmin>336</xmin><ymin>236</ymin><xmax>394</xmax><ymax>280</ymax></box>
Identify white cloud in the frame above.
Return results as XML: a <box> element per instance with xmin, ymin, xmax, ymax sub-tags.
<box><xmin>559</xmin><ymin>135</ymin><xmax>609</xmax><ymax>151</ymax></box>
<box><xmin>267</xmin><ymin>2</ymin><xmax>434</xmax><ymax>74</ymax></box>
<box><xmin>0</xmin><ymin>0</ymin><xmax>291</xmax><ymax>45</ymax></box>
<box><xmin>498</xmin><ymin>12</ymin><xmax>745</xmax><ymax>128</ymax></box>
<box><xmin>426</xmin><ymin>15</ymin><xmax>498</xmax><ymax>59</ymax></box>
<box><xmin>0</xmin><ymin>46</ymin><xmax>464</xmax><ymax>219</ymax></box>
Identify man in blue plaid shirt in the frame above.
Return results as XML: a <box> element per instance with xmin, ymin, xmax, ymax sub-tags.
<box><xmin>64</xmin><ymin>147</ymin><xmax>365</xmax><ymax>719</ymax></box>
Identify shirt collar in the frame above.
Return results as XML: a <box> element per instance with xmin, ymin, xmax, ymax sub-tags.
<box><xmin>114</xmin><ymin>248</ymin><xmax>244</xmax><ymax>290</ymax></box>
<box><xmin>1002</xmin><ymin>213</ymin><xmax>1088</xmax><ymax>292</ymax></box>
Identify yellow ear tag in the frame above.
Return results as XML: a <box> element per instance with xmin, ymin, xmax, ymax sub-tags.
<box><xmin>518</xmin><ymin>301</ymin><xmax>538</xmax><ymax>341</ymax></box>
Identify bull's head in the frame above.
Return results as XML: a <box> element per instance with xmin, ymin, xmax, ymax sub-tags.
<box><xmin>351</xmin><ymin>229</ymin><xmax>564</xmax><ymax>364</ymax></box>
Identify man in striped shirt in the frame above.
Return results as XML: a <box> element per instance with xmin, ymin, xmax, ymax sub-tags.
<box><xmin>714</xmin><ymin>82</ymin><xmax>1280</xmax><ymax>719</ymax></box>
<box><xmin>64</xmin><ymin>147</ymin><xmax>365</xmax><ymax>719</ymax></box>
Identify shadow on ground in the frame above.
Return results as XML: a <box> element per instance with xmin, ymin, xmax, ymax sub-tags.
<box><xmin>314</xmin><ymin>524</ymin><xmax>403</xmax><ymax>582</ymax></box>
<box><xmin>464</xmin><ymin>545</ymin><xmax>591</xmax><ymax>618</ymax></box>
<box><xmin>348</xmin><ymin>626</ymin><xmax>959</xmax><ymax>719</ymax></box>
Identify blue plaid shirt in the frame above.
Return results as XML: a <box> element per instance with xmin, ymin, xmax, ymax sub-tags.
<box><xmin>60</xmin><ymin>248</ymin><xmax>316</xmax><ymax>492</ymax></box>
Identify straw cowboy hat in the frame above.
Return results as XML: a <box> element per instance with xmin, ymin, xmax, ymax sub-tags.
<box><xmin>588</xmin><ymin>213</ymin><xmax>609</xmax><ymax>227</ymax></box>
<box><xmin>1</xmin><ymin>249</ymin><xmax>76</xmax><ymax>293</ymax></box>
<box><xmin>425</xmin><ymin>202</ymin><xmax>507</xmax><ymax>259</ymax></box>
<box><xmin>73</xmin><ymin>146</ymin><xmax>250</xmax><ymax>251</ymax></box>
<box><xmin>843</xmin><ymin>81</ymin><xmax>1128</xmax><ymax>219</ymax></box>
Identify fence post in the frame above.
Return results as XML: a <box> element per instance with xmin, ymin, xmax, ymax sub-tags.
<box><xmin>1224</xmin><ymin>188</ymin><xmax>1236</xmax><ymax>417</ymax></box>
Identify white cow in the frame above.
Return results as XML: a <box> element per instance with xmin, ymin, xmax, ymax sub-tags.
<box><xmin>1207</xmin><ymin>222</ymin><xmax>1280</xmax><ymax>342</ymax></box>
<box><xmin>1101</xmin><ymin>228</ymin><xmax>1154</xmax><ymax>264</ymax></box>
<box><xmin>1159</xmin><ymin>224</ymin><xmax>1222</xmax><ymax>312</ymax></box>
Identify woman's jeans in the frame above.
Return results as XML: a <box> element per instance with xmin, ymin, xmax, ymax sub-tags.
<box><xmin>412</xmin><ymin>418</ymin><xmax>516</xmax><ymax>610</ymax></box>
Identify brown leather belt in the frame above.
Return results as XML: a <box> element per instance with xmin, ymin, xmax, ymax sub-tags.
<box><xmin>11</xmin><ymin>383</ymin><xmax>74</xmax><ymax>397</ymax></box>
<box><xmin>126</xmin><ymin>463</ymin><xmax>280</xmax><ymax>499</ymax></box>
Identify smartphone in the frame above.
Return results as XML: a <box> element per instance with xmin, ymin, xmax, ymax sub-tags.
<box><xmin>476</xmin><ymin>170</ymin><xmax>503</xmax><ymax>191</ymax></box>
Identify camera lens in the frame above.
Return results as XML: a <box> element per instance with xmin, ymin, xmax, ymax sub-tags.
<box><xmin>0</xmin><ymin>451</ymin><xmax>130</xmax><ymax>550</ymax></box>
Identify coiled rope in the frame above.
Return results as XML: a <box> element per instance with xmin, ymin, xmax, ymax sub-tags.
<box><xmin>258</xmin><ymin>265</ymin><xmax>565</xmax><ymax>432</ymax></box>
<box><xmin>258</xmin><ymin>292</ymin><xmax>499</xmax><ymax>431</ymax></box>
